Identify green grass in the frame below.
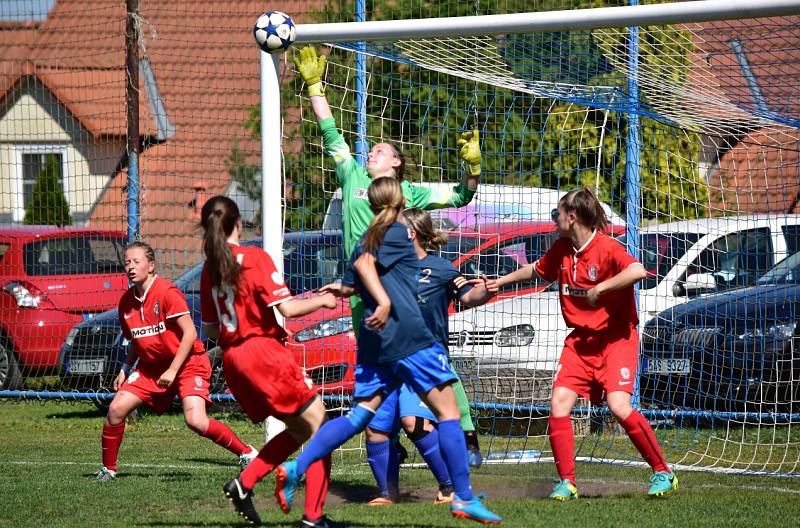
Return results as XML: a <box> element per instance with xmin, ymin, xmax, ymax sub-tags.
<box><xmin>2</xmin><ymin>402</ymin><xmax>800</xmax><ymax>527</ymax></box>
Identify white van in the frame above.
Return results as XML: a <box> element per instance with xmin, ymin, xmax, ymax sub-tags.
<box><xmin>322</xmin><ymin>183</ymin><xmax>625</xmax><ymax>231</ymax></box>
<box><xmin>448</xmin><ymin>214</ymin><xmax>800</xmax><ymax>379</ymax></box>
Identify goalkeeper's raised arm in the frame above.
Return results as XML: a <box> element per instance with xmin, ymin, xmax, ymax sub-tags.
<box><xmin>293</xmin><ymin>45</ymin><xmax>481</xmax><ymax>258</ymax></box>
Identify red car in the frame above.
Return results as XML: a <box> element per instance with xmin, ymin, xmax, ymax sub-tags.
<box><xmin>0</xmin><ymin>226</ymin><xmax>128</xmax><ymax>389</ymax></box>
<box><xmin>285</xmin><ymin>221</ymin><xmax>609</xmax><ymax>395</ymax></box>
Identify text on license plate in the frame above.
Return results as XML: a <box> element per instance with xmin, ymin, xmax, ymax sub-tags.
<box><xmin>644</xmin><ymin>358</ymin><xmax>690</xmax><ymax>375</ymax></box>
<box><xmin>69</xmin><ymin>359</ymin><xmax>106</xmax><ymax>374</ymax></box>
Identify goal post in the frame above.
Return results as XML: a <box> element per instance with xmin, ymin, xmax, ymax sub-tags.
<box><xmin>259</xmin><ymin>0</ymin><xmax>800</xmax><ymax>473</ymax></box>
<box><xmin>292</xmin><ymin>0</ymin><xmax>800</xmax><ymax>42</ymax></box>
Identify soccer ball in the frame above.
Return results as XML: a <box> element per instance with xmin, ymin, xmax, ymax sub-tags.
<box><xmin>253</xmin><ymin>11</ymin><xmax>296</xmax><ymax>54</ymax></box>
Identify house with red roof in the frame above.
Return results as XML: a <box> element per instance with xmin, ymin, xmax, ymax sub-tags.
<box><xmin>0</xmin><ymin>1</ymin><xmax>319</xmax><ymax>276</ymax></box>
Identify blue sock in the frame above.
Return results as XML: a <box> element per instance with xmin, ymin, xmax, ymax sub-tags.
<box><xmin>413</xmin><ymin>428</ymin><xmax>452</xmax><ymax>487</ymax></box>
<box><xmin>387</xmin><ymin>441</ymin><xmax>400</xmax><ymax>498</ymax></box>
<box><xmin>296</xmin><ymin>405</ymin><xmax>374</xmax><ymax>476</ymax></box>
<box><xmin>437</xmin><ymin>419</ymin><xmax>473</xmax><ymax>500</ymax></box>
<box><xmin>367</xmin><ymin>440</ymin><xmax>391</xmax><ymax>498</ymax></box>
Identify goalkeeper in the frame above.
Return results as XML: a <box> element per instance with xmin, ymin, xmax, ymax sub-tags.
<box><xmin>293</xmin><ymin>46</ymin><xmax>485</xmax><ymax>467</ymax></box>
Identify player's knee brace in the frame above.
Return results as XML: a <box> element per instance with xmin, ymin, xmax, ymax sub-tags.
<box><xmin>346</xmin><ymin>403</ymin><xmax>376</xmax><ymax>430</ymax></box>
<box><xmin>406</xmin><ymin>417</ymin><xmax>430</xmax><ymax>442</ymax></box>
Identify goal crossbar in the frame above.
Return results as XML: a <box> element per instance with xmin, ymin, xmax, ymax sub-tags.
<box><xmin>295</xmin><ymin>0</ymin><xmax>800</xmax><ymax>43</ymax></box>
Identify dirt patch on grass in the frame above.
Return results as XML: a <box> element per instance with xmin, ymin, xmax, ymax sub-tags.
<box><xmin>321</xmin><ymin>472</ymin><xmax>642</xmax><ymax>506</ymax></box>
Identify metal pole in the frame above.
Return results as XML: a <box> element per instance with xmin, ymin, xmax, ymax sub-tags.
<box><xmin>125</xmin><ymin>0</ymin><xmax>139</xmax><ymax>243</ymax></box>
<box><xmin>294</xmin><ymin>0</ymin><xmax>800</xmax><ymax>43</ymax></box>
<box><xmin>260</xmin><ymin>52</ymin><xmax>284</xmax><ymax>279</ymax></box>
<box><xmin>354</xmin><ymin>0</ymin><xmax>368</xmax><ymax>165</ymax></box>
<box><xmin>626</xmin><ymin>0</ymin><xmax>643</xmax><ymax>408</ymax></box>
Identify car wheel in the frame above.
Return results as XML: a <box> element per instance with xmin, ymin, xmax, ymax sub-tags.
<box><xmin>0</xmin><ymin>341</ymin><xmax>23</xmax><ymax>390</ymax></box>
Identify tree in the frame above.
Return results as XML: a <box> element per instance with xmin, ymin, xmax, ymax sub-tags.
<box><xmin>228</xmin><ymin>0</ymin><xmax>708</xmax><ymax>228</ymax></box>
<box><xmin>24</xmin><ymin>156</ymin><xmax>72</xmax><ymax>226</ymax></box>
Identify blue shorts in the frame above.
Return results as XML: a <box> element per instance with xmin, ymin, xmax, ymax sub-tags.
<box><xmin>369</xmin><ymin>383</ymin><xmax>437</xmax><ymax>433</ymax></box>
<box><xmin>354</xmin><ymin>342</ymin><xmax>457</xmax><ymax>400</ymax></box>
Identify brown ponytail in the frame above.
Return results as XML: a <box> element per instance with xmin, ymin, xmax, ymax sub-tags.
<box><xmin>402</xmin><ymin>208</ymin><xmax>448</xmax><ymax>251</ymax></box>
<box><xmin>559</xmin><ymin>187</ymin><xmax>609</xmax><ymax>233</ymax></box>
<box><xmin>200</xmin><ymin>195</ymin><xmax>241</xmax><ymax>292</ymax></box>
<box><xmin>364</xmin><ymin>178</ymin><xmax>405</xmax><ymax>252</ymax></box>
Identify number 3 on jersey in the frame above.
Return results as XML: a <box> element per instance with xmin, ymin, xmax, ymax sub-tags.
<box><xmin>212</xmin><ymin>283</ymin><xmax>238</xmax><ymax>332</ymax></box>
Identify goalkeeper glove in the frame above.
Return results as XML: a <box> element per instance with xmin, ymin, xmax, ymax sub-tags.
<box><xmin>292</xmin><ymin>46</ymin><xmax>327</xmax><ymax>97</ymax></box>
<box><xmin>458</xmin><ymin>129</ymin><xmax>481</xmax><ymax>176</ymax></box>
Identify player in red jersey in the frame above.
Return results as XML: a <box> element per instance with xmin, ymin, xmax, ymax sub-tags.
<box><xmin>495</xmin><ymin>187</ymin><xmax>678</xmax><ymax>500</ymax></box>
<box><xmin>199</xmin><ymin>196</ymin><xmax>341</xmax><ymax>528</ymax></box>
<box><xmin>96</xmin><ymin>241</ymin><xmax>257</xmax><ymax>482</ymax></box>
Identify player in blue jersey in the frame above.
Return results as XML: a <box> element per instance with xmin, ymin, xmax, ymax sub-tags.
<box><xmin>364</xmin><ymin>207</ymin><xmax>495</xmax><ymax>506</ymax></box>
<box><xmin>273</xmin><ymin>178</ymin><xmax>502</xmax><ymax>525</ymax></box>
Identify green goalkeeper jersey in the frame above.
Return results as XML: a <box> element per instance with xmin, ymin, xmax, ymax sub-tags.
<box><xmin>319</xmin><ymin>117</ymin><xmax>476</xmax><ymax>259</ymax></box>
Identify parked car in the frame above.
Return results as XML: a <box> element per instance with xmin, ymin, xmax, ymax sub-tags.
<box><xmin>323</xmin><ymin>183</ymin><xmax>626</xmax><ymax>231</ymax></box>
<box><xmin>640</xmin><ymin>251</ymin><xmax>800</xmax><ymax>413</ymax></box>
<box><xmin>447</xmin><ymin>215</ymin><xmax>800</xmax><ymax>406</ymax></box>
<box><xmin>59</xmin><ymin>231</ymin><xmax>346</xmax><ymax>394</ymax></box>
<box><xmin>0</xmin><ymin>225</ymin><xmax>128</xmax><ymax>389</ymax></box>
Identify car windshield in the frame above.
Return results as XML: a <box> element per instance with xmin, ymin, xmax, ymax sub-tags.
<box><xmin>437</xmin><ymin>234</ymin><xmax>482</xmax><ymax>262</ymax></box>
<box><xmin>23</xmin><ymin>235</ymin><xmax>126</xmax><ymax>276</ymax></box>
<box><xmin>617</xmin><ymin>232</ymin><xmax>700</xmax><ymax>290</ymax></box>
<box><xmin>173</xmin><ymin>236</ymin><xmax>345</xmax><ymax>296</ymax></box>
<box><xmin>757</xmin><ymin>251</ymin><xmax>800</xmax><ymax>285</ymax></box>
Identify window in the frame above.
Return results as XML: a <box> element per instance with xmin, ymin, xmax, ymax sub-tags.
<box><xmin>620</xmin><ymin>233</ymin><xmax>701</xmax><ymax>290</ymax></box>
<box><xmin>458</xmin><ymin>234</ymin><xmax>557</xmax><ymax>293</ymax></box>
<box><xmin>23</xmin><ymin>235</ymin><xmax>126</xmax><ymax>277</ymax></box>
<box><xmin>22</xmin><ymin>153</ymin><xmax>63</xmax><ymax>208</ymax></box>
<box><xmin>782</xmin><ymin>224</ymin><xmax>800</xmax><ymax>255</ymax></box>
<box><xmin>686</xmin><ymin>228</ymin><xmax>773</xmax><ymax>291</ymax></box>
<box><xmin>14</xmin><ymin>146</ymin><xmax>69</xmax><ymax>222</ymax></box>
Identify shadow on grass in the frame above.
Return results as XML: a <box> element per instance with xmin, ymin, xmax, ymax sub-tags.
<box><xmin>83</xmin><ymin>471</ymin><xmax>195</xmax><ymax>481</ymax></box>
<box><xmin>47</xmin><ymin>407</ymin><xmax>105</xmax><ymax>420</ymax></box>
<box><xmin>185</xmin><ymin>457</ymin><xmax>237</xmax><ymax>467</ymax></box>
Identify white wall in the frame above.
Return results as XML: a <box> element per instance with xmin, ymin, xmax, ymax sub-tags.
<box><xmin>0</xmin><ymin>91</ymin><xmax>123</xmax><ymax>222</ymax></box>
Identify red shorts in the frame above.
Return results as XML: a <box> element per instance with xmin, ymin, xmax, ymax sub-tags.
<box><xmin>223</xmin><ymin>336</ymin><xmax>316</xmax><ymax>423</ymax></box>
<box><xmin>121</xmin><ymin>353</ymin><xmax>212</xmax><ymax>414</ymax></box>
<box><xmin>553</xmin><ymin>325</ymin><xmax>638</xmax><ymax>405</ymax></box>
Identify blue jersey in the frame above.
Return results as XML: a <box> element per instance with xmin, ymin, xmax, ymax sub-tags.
<box><xmin>416</xmin><ymin>254</ymin><xmax>473</xmax><ymax>355</ymax></box>
<box><xmin>343</xmin><ymin>222</ymin><xmax>436</xmax><ymax>364</ymax></box>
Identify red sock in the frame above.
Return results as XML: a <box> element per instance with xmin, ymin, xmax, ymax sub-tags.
<box><xmin>620</xmin><ymin>410</ymin><xmax>670</xmax><ymax>473</ymax></box>
<box><xmin>304</xmin><ymin>454</ymin><xmax>331</xmax><ymax>521</ymax></box>
<box><xmin>101</xmin><ymin>422</ymin><xmax>126</xmax><ymax>472</ymax></box>
<box><xmin>240</xmin><ymin>430</ymin><xmax>300</xmax><ymax>490</ymax></box>
<box><xmin>200</xmin><ymin>418</ymin><xmax>248</xmax><ymax>456</ymax></box>
<box><xmin>548</xmin><ymin>415</ymin><xmax>576</xmax><ymax>484</ymax></box>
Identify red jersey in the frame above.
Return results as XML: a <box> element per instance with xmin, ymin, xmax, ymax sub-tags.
<box><xmin>200</xmin><ymin>243</ymin><xmax>292</xmax><ymax>349</ymax></box>
<box><xmin>118</xmin><ymin>276</ymin><xmax>204</xmax><ymax>374</ymax></box>
<box><xmin>534</xmin><ymin>231</ymin><xmax>639</xmax><ymax>332</ymax></box>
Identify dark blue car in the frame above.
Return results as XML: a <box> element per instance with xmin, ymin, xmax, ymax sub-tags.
<box><xmin>640</xmin><ymin>252</ymin><xmax>800</xmax><ymax>413</ymax></box>
<box><xmin>59</xmin><ymin>231</ymin><xmax>344</xmax><ymax>394</ymax></box>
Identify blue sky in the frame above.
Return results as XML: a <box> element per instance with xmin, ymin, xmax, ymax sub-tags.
<box><xmin>0</xmin><ymin>0</ymin><xmax>55</xmax><ymax>21</ymax></box>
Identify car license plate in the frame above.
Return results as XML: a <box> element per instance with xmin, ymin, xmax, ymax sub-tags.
<box><xmin>451</xmin><ymin>356</ymin><xmax>477</xmax><ymax>373</ymax></box>
<box><xmin>644</xmin><ymin>358</ymin><xmax>690</xmax><ymax>375</ymax></box>
<box><xmin>69</xmin><ymin>358</ymin><xmax>106</xmax><ymax>374</ymax></box>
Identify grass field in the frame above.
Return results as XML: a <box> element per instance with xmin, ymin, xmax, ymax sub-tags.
<box><xmin>2</xmin><ymin>401</ymin><xmax>800</xmax><ymax>527</ymax></box>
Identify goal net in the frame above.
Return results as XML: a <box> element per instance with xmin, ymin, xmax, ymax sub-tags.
<box><xmin>284</xmin><ymin>1</ymin><xmax>800</xmax><ymax>474</ymax></box>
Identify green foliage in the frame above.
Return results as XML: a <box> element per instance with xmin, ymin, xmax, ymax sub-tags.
<box><xmin>226</xmin><ymin>0</ymin><xmax>708</xmax><ymax>229</ymax></box>
<box><xmin>23</xmin><ymin>155</ymin><xmax>72</xmax><ymax>226</ymax></box>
